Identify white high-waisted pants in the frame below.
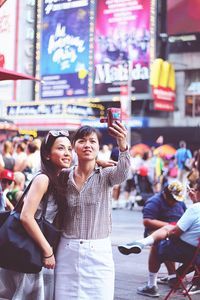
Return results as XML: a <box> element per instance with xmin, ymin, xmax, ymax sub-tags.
<box><xmin>54</xmin><ymin>236</ymin><xmax>115</xmax><ymax>300</ymax></box>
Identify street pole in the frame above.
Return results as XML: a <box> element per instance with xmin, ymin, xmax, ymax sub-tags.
<box><xmin>127</xmin><ymin>60</ymin><xmax>132</xmax><ymax>148</ymax></box>
<box><xmin>120</xmin><ymin>60</ymin><xmax>132</xmax><ymax>148</ymax></box>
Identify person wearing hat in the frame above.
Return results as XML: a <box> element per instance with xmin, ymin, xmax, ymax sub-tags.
<box><xmin>118</xmin><ymin>179</ymin><xmax>200</xmax><ymax>297</ymax></box>
<box><xmin>0</xmin><ymin>169</ymin><xmax>14</xmax><ymax>211</ymax></box>
<box><xmin>120</xmin><ymin>180</ymin><xmax>186</xmax><ymax>296</ymax></box>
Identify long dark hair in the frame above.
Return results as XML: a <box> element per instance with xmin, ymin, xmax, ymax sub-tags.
<box><xmin>40</xmin><ymin>138</ymin><xmax>58</xmax><ymax>183</ymax></box>
<box><xmin>40</xmin><ymin>132</ymin><xmax>71</xmax><ymax>229</ymax></box>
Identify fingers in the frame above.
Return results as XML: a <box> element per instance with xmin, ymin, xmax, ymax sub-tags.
<box><xmin>108</xmin><ymin>121</ymin><xmax>127</xmax><ymax>138</ymax></box>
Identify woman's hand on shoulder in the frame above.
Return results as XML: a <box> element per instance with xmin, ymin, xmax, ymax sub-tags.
<box><xmin>96</xmin><ymin>159</ymin><xmax>117</xmax><ymax>168</ymax></box>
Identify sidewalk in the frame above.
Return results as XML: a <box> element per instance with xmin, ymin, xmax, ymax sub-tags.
<box><xmin>111</xmin><ymin>206</ymin><xmax>199</xmax><ymax>300</ymax></box>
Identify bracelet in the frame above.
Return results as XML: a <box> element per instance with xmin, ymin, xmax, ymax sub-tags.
<box><xmin>120</xmin><ymin>145</ymin><xmax>128</xmax><ymax>152</ymax></box>
<box><xmin>43</xmin><ymin>252</ymin><xmax>54</xmax><ymax>259</ymax></box>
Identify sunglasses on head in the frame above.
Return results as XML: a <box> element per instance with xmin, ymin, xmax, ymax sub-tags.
<box><xmin>45</xmin><ymin>130</ymin><xmax>69</xmax><ymax>145</ymax></box>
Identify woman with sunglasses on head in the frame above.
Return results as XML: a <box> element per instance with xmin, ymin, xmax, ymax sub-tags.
<box><xmin>0</xmin><ymin>130</ymin><xmax>72</xmax><ymax>300</ymax></box>
<box><xmin>55</xmin><ymin>121</ymin><xmax>130</xmax><ymax>300</ymax></box>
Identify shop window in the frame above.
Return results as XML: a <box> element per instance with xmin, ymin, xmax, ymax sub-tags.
<box><xmin>185</xmin><ymin>95</ymin><xmax>200</xmax><ymax>116</ymax></box>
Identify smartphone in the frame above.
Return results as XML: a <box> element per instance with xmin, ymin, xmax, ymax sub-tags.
<box><xmin>107</xmin><ymin>108</ymin><xmax>122</xmax><ymax>127</ymax></box>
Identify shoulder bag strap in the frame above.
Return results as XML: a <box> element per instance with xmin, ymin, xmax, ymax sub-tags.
<box><xmin>14</xmin><ymin>171</ymin><xmax>48</xmax><ymax>214</ymax></box>
<box><xmin>14</xmin><ymin>179</ymin><xmax>34</xmax><ymax>212</ymax></box>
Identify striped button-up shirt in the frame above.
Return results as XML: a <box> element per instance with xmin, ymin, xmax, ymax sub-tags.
<box><xmin>62</xmin><ymin>150</ymin><xmax>130</xmax><ymax>239</ymax></box>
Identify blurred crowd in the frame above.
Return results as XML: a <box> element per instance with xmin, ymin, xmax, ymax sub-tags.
<box><xmin>0</xmin><ymin>133</ymin><xmax>199</xmax><ymax>212</ymax></box>
<box><xmin>97</xmin><ymin>139</ymin><xmax>200</xmax><ymax>209</ymax></box>
<box><xmin>0</xmin><ymin>135</ymin><xmax>42</xmax><ymax>211</ymax></box>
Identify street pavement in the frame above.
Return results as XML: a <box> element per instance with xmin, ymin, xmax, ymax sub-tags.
<box><xmin>111</xmin><ymin>202</ymin><xmax>199</xmax><ymax>300</ymax></box>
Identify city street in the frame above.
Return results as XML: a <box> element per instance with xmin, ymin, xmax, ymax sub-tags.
<box><xmin>111</xmin><ymin>204</ymin><xmax>199</xmax><ymax>300</ymax></box>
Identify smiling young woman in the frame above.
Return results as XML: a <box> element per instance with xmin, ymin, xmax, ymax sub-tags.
<box><xmin>0</xmin><ymin>130</ymin><xmax>72</xmax><ymax>300</ymax></box>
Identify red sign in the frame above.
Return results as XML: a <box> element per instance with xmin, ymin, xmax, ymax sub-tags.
<box><xmin>152</xmin><ymin>86</ymin><xmax>175</xmax><ymax>102</ymax></box>
<box><xmin>154</xmin><ymin>100</ymin><xmax>174</xmax><ymax>112</ymax></box>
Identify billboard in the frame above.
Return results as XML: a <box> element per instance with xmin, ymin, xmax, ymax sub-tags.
<box><xmin>0</xmin><ymin>0</ymin><xmax>16</xmax><ymax>100</ymax></box>
<box><xmin>167</xmin><ymin>0</ymin><xmax>200</xmax><ymax>35</ymax></box>
<box><xmin>150</xmin><ymin>59</ymin><xmax>176</xmax><ymax>111</ymax></box>
<box><xmin>40</xmin><ymin>0</ymin><xmax>90</xmax><ymax>99</ymax></box>
<box><xmin>94</xmin><ymin>0</ymin><xmax>150</xmax><ymax>96</ymax></box>
<box><xmin>5</xmin><ymin>100</ymin><xmax>104</xmax><ymax>130</ymax></box>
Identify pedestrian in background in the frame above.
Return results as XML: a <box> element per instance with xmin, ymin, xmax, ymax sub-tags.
<box><xmin>55</xmin><ymin>121</ymin><xmax>130</xmax><ymax>300</ymax></box>
<box><xmin>2</xmin><ymin>140</ymin><xmax>15</xmax><ymax>171</ymax></box>
<box><xmin>175</xmin><ymin>140</ymin><xmax>192</xmax><ymax>184</ymax></box>
<box><xmin>0</xmin><ymin>169</ymin><xmax>15</xmax><ymax>211</ymax></box>
<box><xmin>6</xmin><ymin>171</ymin><xmax>26</xmax><ymax>206</ymax></box>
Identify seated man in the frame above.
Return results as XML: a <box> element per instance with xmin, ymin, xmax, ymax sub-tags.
<box><xmin>118</xmin><ymin>178</ymin><xmax>200</xmax><ymax>297</ymax></box>
<box><xmin>141</xmin><ymin>180</ymin><xmax>186</xmax><ymax>287</ymax></box>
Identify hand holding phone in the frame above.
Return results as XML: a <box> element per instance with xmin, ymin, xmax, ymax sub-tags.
<box><xmin>100</xmin><ymin>108</ymin><xmax>122</xmax><ymax>127</ymax></box>
<box><xmin>107</xmin><ymin>108</ymin><xmax>122</xmax><ymax>127</ymax></box>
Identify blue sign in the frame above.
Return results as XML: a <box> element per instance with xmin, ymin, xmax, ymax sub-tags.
<box><xmin>81</xmin><ymin>117</ymin><xmax>149</xmax><ymax>128</ymax></box>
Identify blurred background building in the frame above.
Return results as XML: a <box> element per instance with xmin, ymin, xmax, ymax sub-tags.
<box><xmin>0</xmin><ymin>0</ymin><xmax>200</xmax><ymax>149</ymax></box>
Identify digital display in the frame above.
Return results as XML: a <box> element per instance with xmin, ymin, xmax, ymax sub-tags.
<box><xmin>167</xmin><ymin>0</ymin><xmax>200</xmax><ymax>35</ymax></box>
<box><xmin>40</xmin><ymin>0</ymin><xmax>90</xmax><ymax>99</ymax></box>
<box><xmin>94</xmin><ymin>0</ymin><xmax>151</xmax><ymax>96</ymax></box>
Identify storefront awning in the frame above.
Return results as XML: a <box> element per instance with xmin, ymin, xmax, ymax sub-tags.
<box><xmin>0</xmin><ymin>0</ymin><xmax>7</xmax><ymax>7</ymax></box>
<box><xmin>0</xmin><ymin>67</ymin><xmax>40</xmax><ymax>81</ymax></box>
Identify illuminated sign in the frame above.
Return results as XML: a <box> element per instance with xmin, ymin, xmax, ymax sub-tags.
<box><xmin>167</xmin><ymin>0</ymin><xmax>200</xmax><ymax>35</ymax></box>
<box><xmin>6</xmin><ymin>102</ymin><xmax>103</xmax><ymax>118</ymax></box>
<box><xmin>40</xmin><ymin>0</ymin><xmax>90</xmax><ymax>99</ymax></box>
<box><xmin>19</xmin><ymin>129</ymin><xmax>38</xmax><ymax>138</ymax></box>
<box><xmin>94</xmin><ymin>0</ymin><xmax>151</xmax><ymax>96</ymax></box>
<box><xmin>4</xmin><ymin>100</ymin><xmax>105</xmax><ymax>130</ymax></box>
<box><xmin>82</xmin><ymin>117</ymin><xmax>148</xmax><ymax>128</ymax></box>
<box><xmin>150</xmin><ymin>58</ymin><xmax>176</xmax><ymax>111</ymax></box>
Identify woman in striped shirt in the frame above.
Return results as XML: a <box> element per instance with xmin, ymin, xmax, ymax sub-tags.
<box><xmin>55</xmin><ymin>121</ymin><xmax>130</xmax><ymax>300</ymax></box>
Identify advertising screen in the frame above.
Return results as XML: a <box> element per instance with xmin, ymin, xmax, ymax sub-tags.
<box><xmin>40</xmin><ymin>0</ymin><xmax>90</xmax><ymax>99</ymax></box>
<box><xmin>94</xmin><ymin>0</ymin><xmax>150</xmax><ymax>96</ymax></box>
<box><xmin>167</xmin><ymin>0</ymin><xmax>200</xmax><ymax>35</ymax></box>
<box><xmin>0</xmin><ymin>0</ymin><xmax>16</xmax><ymax>100</ymax></box>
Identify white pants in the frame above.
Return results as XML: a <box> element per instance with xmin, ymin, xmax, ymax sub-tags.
<box><xmin>55</xmin><ymin>237</ymin><xmax>115</xmax><ymax>300</ymax></box>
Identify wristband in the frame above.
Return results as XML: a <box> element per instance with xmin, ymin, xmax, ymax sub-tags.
<box><xmin>43</xmin><ymin>252</ymin><xmax>54</xmax><ymax>259</ymax></box>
